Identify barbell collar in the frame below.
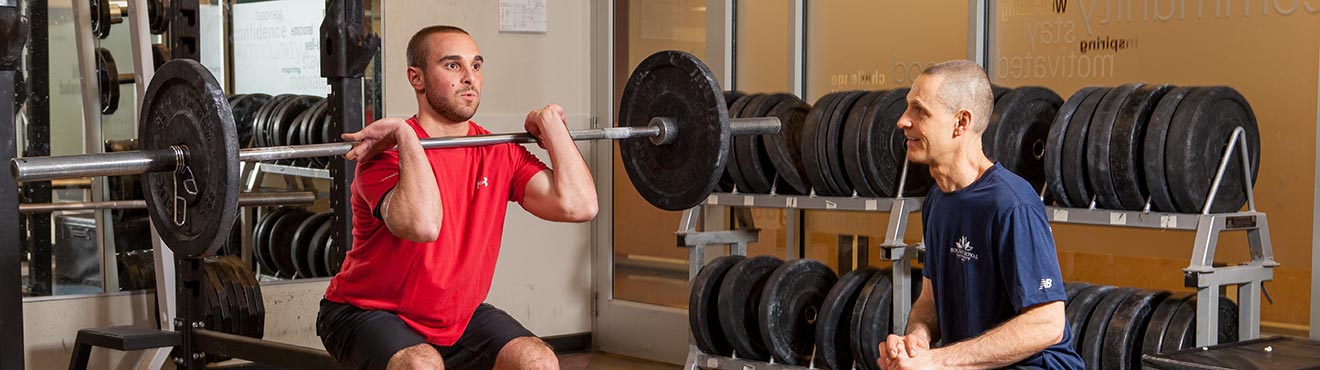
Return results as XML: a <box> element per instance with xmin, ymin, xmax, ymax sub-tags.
<box><xmin>19</xmin><ymin>191</ymin><xmax>316</xmax><ymax>213</ymax></box>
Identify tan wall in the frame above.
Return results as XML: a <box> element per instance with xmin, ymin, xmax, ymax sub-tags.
<box><xmin>992</xmin><ymin>0</ymin><xmax>1320</xmax><ymax>329</ymax></box>
<box><xmin>382</xmin><ymin>0</ymin><xmax>594</xmax><ymax>335</ymax></box>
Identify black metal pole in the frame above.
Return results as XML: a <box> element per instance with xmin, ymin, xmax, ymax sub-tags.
<box><xmin>22</xmin><ymin>0</ymin><xmax>48</xmax><ymax>297</ymax></box>
<box><xmin>0</xmin><ymin>3</ymin><xmax>28</xmax><ymax>368</ymax></box>
<box><xmin>168</xmin><ymin>0</ymin><xmax>198</xmax><ymax>61</ymax></box>
<box><xmin>321</xmin><ymin>0</ymin><xmax>378</xmax><ymax>262</ymax></box>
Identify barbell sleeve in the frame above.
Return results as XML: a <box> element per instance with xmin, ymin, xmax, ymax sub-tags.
<box><xmin>18</xmin><ymin>191</ymin><xmax>316</xmax><ymax>213</ymax></box>
<box><xmin>11</xmin><ymin>118</ymin><xmax>780</xmax><ymax>182</ymax></box>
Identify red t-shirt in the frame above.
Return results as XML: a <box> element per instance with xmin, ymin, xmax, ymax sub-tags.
<box><xmin>324</xmin><ymin>117</ymin><xmax>549</xmax><ymax>345</ymax></box>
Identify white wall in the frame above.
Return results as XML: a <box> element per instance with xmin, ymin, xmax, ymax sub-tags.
<box><xmin>381</xmin><ymin>0</ymin><xmax>594</xmax><ymax>336</ymax></box>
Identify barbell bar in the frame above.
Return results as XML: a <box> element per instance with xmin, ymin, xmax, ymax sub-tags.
<box><xmin>11</xmin><ymin>116</ymin><xmax>778</xmax><ymax>182</ymax></box>
<box><xmin>19</xmin><ymin>191</ymin><xmax>315</xmax><ymax>213</ymax></box>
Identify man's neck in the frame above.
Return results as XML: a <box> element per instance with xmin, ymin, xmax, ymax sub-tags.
<box><xmin>415</xmin><ymin>105</ymin><xmax>470</xmax><ymax>138</ymax></box>
<box><xmin>928</xmin><ymin>144</ymin><xmax>995</xmax><ymax>193</ymax></box>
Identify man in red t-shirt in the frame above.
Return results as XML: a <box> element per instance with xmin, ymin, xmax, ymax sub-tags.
<box><xmin>316</xmin><ymin>25</ymin><xmax>598</xmax><ymax>370</ymax></box>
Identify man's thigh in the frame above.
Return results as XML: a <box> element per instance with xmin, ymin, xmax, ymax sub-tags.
<box><xmin>435</xmin><ymin>303</ymin><xmax>543</xmax><ymax>369</ymax></box>
<box><xmin>317</xmin><ymin>299</ymin><xmax>430</xmax><ymax>370</ymax></box>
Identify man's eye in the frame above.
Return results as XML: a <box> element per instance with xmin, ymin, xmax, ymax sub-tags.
<box><xmin>446</xmin><ymin>63</ymin><xmax>459</xmax><ymax>69</ymax></box>
<box><xmin>473</xmin><ymin>63</ymin><xmax>481</xmax><ymax>71</ymax></box>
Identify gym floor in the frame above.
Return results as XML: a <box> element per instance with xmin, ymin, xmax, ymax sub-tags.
<box><xmin>558</xmin><ymin>352</ymin><xmax>678</xmax><ymax>370</ymax></box>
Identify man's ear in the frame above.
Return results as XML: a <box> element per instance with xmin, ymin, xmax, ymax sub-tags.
<box><xmin>407</xmin><ymin>66</ymin><xmax>425</xmax><ymax>92</ymax></box>
<box><xmin>953</xmin><ymin>109</ymin><xmax>974</xmax><ymax>137</ymax></box>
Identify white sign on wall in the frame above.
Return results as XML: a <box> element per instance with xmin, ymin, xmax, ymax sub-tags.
<box><xmin>232</xmin><ymin>0</ymin><xmax>329</xmax><ymax>95</ymax></box>
<box><xmin>499</xmin><ymin>0</ymin><xmax>547</xmax><ymax>33</ymax></box>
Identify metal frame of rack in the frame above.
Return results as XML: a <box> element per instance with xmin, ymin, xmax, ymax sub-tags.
<box><xmin>679</xmin><ymin>128</ymin><xmax>1273</xmax><ymax>369</ymax></box>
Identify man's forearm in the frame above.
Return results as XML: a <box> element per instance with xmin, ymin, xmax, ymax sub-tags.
<box><xmin>541</xmin><ymin>128</ymin><xmax>597</xmax><ymax>217</ymax></box>
<box><xmin>905</xmin><ymin>292</ymin><xmax>940</xmax><ymax>342</ymax></box>
<box><xmin>931</xmin><ymin>301</ymin><xmax>1065</xmax><ymax>369</ymax></box>
<box><xmin>385</xmin><ymin>130</ymin><xmax>442</xmax><ymax>241</ymax></box>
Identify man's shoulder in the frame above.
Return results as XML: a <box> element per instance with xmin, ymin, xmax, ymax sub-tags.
<box><xmin>980</xmin><ymin>166</ymin><xmax>1045</xmax><ymax>212</ymax></box>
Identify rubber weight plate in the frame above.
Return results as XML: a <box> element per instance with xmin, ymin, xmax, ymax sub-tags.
<box><xmin>1044</xmin><ymin>87</ymin><xmax>1102</xmax><ymax>207</ymax></box>
<box><xmin>716</xmin><ymin>90</ymin><xmax>747</xmax><ymax>192</ymax></box>
<box><xmin>308</xmin><ymin>219</ymin><xmax>335</xmax><ymax>278</ymax></box>
<box><xmin>229</xmin><ymin>93</ymin><xmax>271</xmax><ymax>148</ymax></box>
<box><xmin>1061</xmin><ymin>87</ymin><xmax>1112</xmax><ymax>207</ymax></box>
<box><xmin>1083</xmin><ymin>287</ymin><xmax>1138</xmax><ymax>368</ymax></box>
<box><xmin>291</xmin><ymin>212</ymin><xmax>332</xmax><ymax>278</ymax></box>
<box><xmin>222</xmin><ymin>256</ymin><xmax>265</xmax><ymax>338</ymax></box>
<box><xmin>95</xmin><ymin>47</ymin><xmax>121</xmax><ymax>115</ymax></box>
<box><xmin>842</xmin><ymin>91</ymin><xmax>889</xmax><ymax>198</ymax></box>
<box><xmin>758</xmin><ymin>259</ymin><xmax>838</xmax><ymax>365</ymax></box>
<box><xmin>252</xmin><ymin>208</ymin><xmax>290</xmax><ymax>276</ymax></box>
<box><xmin>850</xmin><ymin>270</ymin><xmax>893</xmax><ymax>370</ymax></box>
<box><xmin>822</xmin><ymin>91</ymin><xmax>869</xmax><ymax>196</ymax></box>
<box><xmin>139</xmin><ymin>60</ymin><xmax>240</xmax><ymax>258</ymax></box>
<box><xmin>724</xmin><ymin>94</ymin><xmax>759</xmax><ymax>193</ymax></box>
<box><xmin>802</xmin><ymin>92</ymin><xmax>844</xmax><ymax>195</ymax></box>
<box><xmin>618</xmin><ymin>51</ymin><xmax>730</xmax><ymax>210</ymax></box>
<box><xmin>815</xmin><ymin>267</ymin><xmax>878</xmax><ymax>370</ymax></box>
<box><xmin>1166</xmin><ymin>86</ymin><xmax>1260</xmax><ymax>213</ymax></box>
<box><xmin>734</xmin><ymin>93</ymin><xmax>794</xmax><ymax>194</ymax></box>
<box><xmin>762</xmin><ymin>98</ymin><xmax>813</xmax><ymax>195</ymax></box>
<box><xmin>214</xmin><ymin>256</ymin><xmax>250</xmax><ymax>340</ymax></box>
<box><xmin>689</xmin><ymin>255</ymin><xmax>745</xmax><ymax>356</ymax></box>
<box><xmin>992</xmin><ymin>84</ymin><xmax>1011</xmax><ymax>102</ymax></box>
<box><xmin>987</xmin><ymin>87</ymin><xmax>1062</xmax><ymax>192</ymax></box>
<box><xmin>1065</xmin><ymin>284</ymin><xmax>1116</xmax><ymax>353</ymax></box>
<box><xmin>1065</xmin><ymin>281</ymin><xmax>1093</xmax><ymax>305</ymax></box>
<box><xmin>1108</xmin><ymin>84</ymin><xmax>1173</xmax><ymax>210</ymax></box>
<box><xmin>747</xmin><ymin>93</ymin><xmax>800</xmax><ymax>194</ymax></box>
<box><xmin>1143</xmin><ymin>292</ymin><xmax>1194</xmax><ymax>356</ymax></box>
<box><xmin>716</xmin><ymin>256</ymin><xmax>783</xmax><ymax>361</ymax></box>
<box><xmin>1143</xmin><ymin>87</ymin><xmax>1198</xmax><ymax>213</ymax></box>
<box><xmin>269</xmin><ymin>209</ymin><xmax>313</xmax><ymax>278</ymax></box>
<box><xmin>1102</xmin><ymin>289</ymin><xmax>1171</xmax><ymax>370</ymax></box>
<box><xmin>1086</xmin><ymin>83</ymin><xmax>1145</xmax><ymax>209</ymax></box>
<box><xmin>326</xmin><ymin>233</ymin><xmax>346</xmax><ymax>276</ymax></box>
<box><xmin>1160</xmin><ymin>295</ymin><xmax>1240</xmax><ymax>348</ymax></box>
<box><xmin>865</xmin><ymin>88</ymin><xmax>933</xmax><ymax>197</ymax></box>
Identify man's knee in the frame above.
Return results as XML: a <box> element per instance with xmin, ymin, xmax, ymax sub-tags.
<box><xmin>496</xmin><ymin>336</ymin><xmax>558</xmax><ymax>369</ymax></box>
<box><xmin>388</xmin><ymin>343</ymin><xmax>445</xmax><ymax>370</ymax></box>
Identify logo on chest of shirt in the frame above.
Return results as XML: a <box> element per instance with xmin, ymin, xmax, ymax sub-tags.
<box><xmin>951</xmin><ymin>235</ymin><xmax>979</xmax><ymax>263</ymax></box>
<box><xmin>475</xmin><ymin>176</ymin><xmax>488</xmax><ymax>190</ymax></box>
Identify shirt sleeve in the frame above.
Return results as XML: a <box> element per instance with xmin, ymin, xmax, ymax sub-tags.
<box><xmin>994</xmin><ymin>203</ymin><xmax>1068</xmax><ymax>312</ymax></box>
<box><xmin>353</xmin><ymin>151</ymin><xmax>402</xmax><ymax>220</ymax></box>
<box><xmin>509</xmin><ymin>144</ymin><xmax>550</xmax><ymax>203</ymax></box>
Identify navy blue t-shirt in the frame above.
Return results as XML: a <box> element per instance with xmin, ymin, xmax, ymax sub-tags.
<box><xmin>921</xmin><ymin>164</ymin><xmax>1083</xmax><ymax>369</ymax></box>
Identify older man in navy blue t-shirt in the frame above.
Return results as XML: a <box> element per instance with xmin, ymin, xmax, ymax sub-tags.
<box><xmin>879</xmin><ymin>61</ymin><xmax>1084</xmax><ymax>370</ymax></box>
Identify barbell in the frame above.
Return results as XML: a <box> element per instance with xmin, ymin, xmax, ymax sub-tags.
<box><xmin>18</xmin><ymin>191</ymin><xmax>314</xmax><ymax>213</ymax></box>
<box><xmin>10</xmin><ymin>50</ymin><xmax>779</xmax><ymax>258</ymax></box>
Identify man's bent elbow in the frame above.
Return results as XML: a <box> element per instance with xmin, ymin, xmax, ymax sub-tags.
<box><xmin>563</xmin><ymin>202</ymin><xmax>598</xmax><ymax>222</ymax></box>
<box><xmin>389</xmin><ymin>221</ymin><xmax>440</xmax><ymax>242</ymax></box>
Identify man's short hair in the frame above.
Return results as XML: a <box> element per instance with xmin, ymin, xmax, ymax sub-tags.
<box><xmin>406</xmin><ymin>25</ymin><xmax>470</xmax><ymax>68</ymax></box>
<box><xmin>921</xmin><ymin>60</ymin><xmax>994</xmax><ymax>133</ymax></box>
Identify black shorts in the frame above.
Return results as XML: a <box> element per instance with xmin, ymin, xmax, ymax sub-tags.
<box><xmin>316</xmin><ymin>299</ymin><xmax>536</xmax><ymax>370</ymax></box>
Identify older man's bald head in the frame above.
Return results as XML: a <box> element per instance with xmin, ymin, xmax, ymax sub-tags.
<box><xmin>919</xmin><ymin>60</ymin><xmax>994</xmax><ymax>133</ymax></box>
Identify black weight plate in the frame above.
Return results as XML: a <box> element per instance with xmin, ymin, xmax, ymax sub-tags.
<box><xmin>308</xmin><ymin>219</ymin><xmax>335</xmax><ymax>278</ymax></box>
<box><xmin>691</xmin><ymin>255</ymin><xmax>745</xmax><ymax>356</ymax></box>
<box><xmin>1218</xmin><ymin>296</ymin><xmax>1240</xmax><ymax>344</ymax></box>
<box><xmin>1166</xmin><ymin>86</ymin><xmax>1260</xmax><ymax>213</ymax></box>
<box><xmin>230</xmin><ymin>257</ymin><xmax>266</xmax><ymax>338</ymax></box>
<box><xmin>1065</xmin><ymin>281</ymin><xmax>1093</xmax><ymax>305</ymax></box>
<box><xmin>285</xmin><ymin>103</ymin><xmax>315</xmax><ymax>167</ymax></box>
<box><xmin>842</xmin><ymin>91</ymin><xmax>889</xmax><ymax>198</ymax></box>
<box><xmin>1082</xmin><ymin>287</ymin><xmax>1138</xmax><ymax>369</ymax></box>
<box><xmin>251</xmin><ymin>94</ymin><xmax>292</xmax><ymax>148</ymax></box>
<box><xmin>91</xmin><ymin>0</ymin><xmax>110</xmax><ymax>38</ymax></box>
<box><xmin>762</xmin><ymin>98</ymin><xmax>813</xmax><ymax>195</ymax></box>
<box><xmin>1161</xmin><ymin>298</ymin><xmax>1197</xmax><ymax>352</ymax></box>
<box><xmin>618</xmin><ymin>51</ymin><xmax>729</xmax><ymax>211</ymax></box>
<box><xmin>138</xmin><ymin>60</ymin><xmax>240</xmax><ymax>258</ymax></box>
<box><xmin>866</xmin><ymin>88</ymin><xmax>933</xmax><ymax>197</ymax></box>
<box><xmin>297</xmin><ymin>99</ymin><xmax>329</xmax><ymax>166</ymax></box>
<box><xmin>731</xmin><ymin>94</ymin><xmax>775</xmax><ymax>193</ymax></box>
<box><xmin>992</xmin><ymin>84</ymin><xmax>1011</xmax><ymax>102</ymax></box>
<box><xmin>263</xmin><ymin>94</ymin><xmax>304</xmax><ymax>149</ymax></box>
<box><xmin>815</xmin><ymin>267</ymin><xmax>877</xmax><ymax>370</ymax></box>
<box><xmin>291</xmin><ymin>212</ymin><xmax>332</xmax><ymax>278</ymax></box>
<box><xmin>738</xmin><ymin>93</ymin><xmax>797</xmax><ymax>194</ymax></box>
<box><xmin>822</xmin><ymin>91</ymin><xmax>868</xmax><ymax>196</ymax></box>
<box><xmin>203</xmin><ymin>259</ymin><xmax>234</xmax><ymax>333</ymax></box>
<box><xmin>1144</xmin><ymin>292</ymin><xmax>1194</xmax><ymax>356</ymax></box>
<box><xmin>714</xmin><ymin>91</ymin><xmax>747</xmax><ymax>192</ymax></box>
<box><xmin>1102</xmin><ymin>289</ymin><xmax>1171</xmax><ymax>370</ymax></box>
<box><xmin>1086</xmin><ymin>83</ymin><xmax>1145</xmax><ymax>209</ymax></box>
<box><xmin>306</xmin><ymin>100</ymin><xmax>332</xmax><ymax>168</ymax></box>
<box><xmin>1044</xmin><ymin>87</ymin><xmax>1101</xmax><ymax>207</ymax></box>
<box><xmin>1060</xmin><ymin>87</ymin><xmax>1112</xmax><ymax>208</ymax></box>
<box><xmin>850</xmin><ymin>270</ymin><xmax>893</xmax><ymax>370</ymax></box>
<box><xmin>986</xmin><ymin>86</ymin><xmax>1063</xmax><ymax>192</ymax></box>
<box><xmin>269</xmin><ymin>209</ymin><xmax>312</xmax><ymax>278</ymax></box>
<box><xmin>222</xmin><ymin>256</ymin><xmax>261</xmax><ymax>338</ymax></box>
<box><xmin>725</xmin><ymin>93</ymin><xmax>759</xmax><ymax>193</ymax></box>
<box><xmin>1143</xmin><ymin>87</ymin><xmax>1197</xmax><ymax>213</ymax></box>
<box><xmin>326</xmin><ymin>233</ymin><xmax>345</xmax><ymax>275</ymax></box>
<box><xmin>216</xmin><ymin>256</ymin><xmax>252</xmax><ymax>338</ymax></box>
<box><xmin>1109</xmin><ymin>84</ymin><xmax>1173</xmax><ymax>210</ymax></box>
<box><xmin>151</xmin><ymin>44</ymin><xmax>170</xmax><ymax>71</ymax></box>
<box><xmin>802</xmin><ymin>92</ymin><xmax>843</xmax><ymax>195</ymax></box>
<box><xmin>271</xmin><ymin>96</ymin><xmax>320</xmax><ymax>164</ymax></box>
<box><xmin>759</xmin><ymin>259</ymin><xmax>838</xmax><ymax>365</ymax></box>
<box><xmin>234</xmin><ymin>93</ymin><xmax>271</xmax><ymax>148</ymax></box>
<box><xmin>716</xmin><ymin>255</ymin><xmax>784</xmax><ymax>361</ymax></box>
<box><xmin>148</xmin><ymin>0</ymin><xmax>169</xmax><ymax>34</ymax></box>
<box><xmin>95</xmin><ymin>47</ymin><xmax>121</xmax><ymax>115</ymax></box>
<box><xmin>1065</xmin><ymin>284</ymin><xmax>1116</xmax><ymax>353</ymax></box>
<box><xmin>252</xmin><ymin>208</ymin><xmax>289</xmax><ymax>276</ymax></box>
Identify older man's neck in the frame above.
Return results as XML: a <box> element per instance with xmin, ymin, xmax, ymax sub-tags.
<box><xmin>928</xmin><ymin>148</ymin><xmax>995</xmax><ymax>193</ymax></box>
